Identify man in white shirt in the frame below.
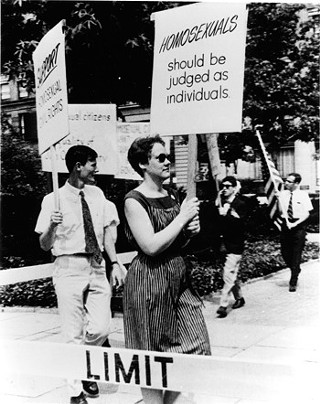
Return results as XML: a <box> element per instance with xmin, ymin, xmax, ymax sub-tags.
<box><xmin>35</xmin><ymin>145</ymin><xmax>126</xmax><ymax>404</ymax></box>
<box><xmin>278</xmin><ymin>173</ymin><xmax>313</xmax><ymax>292</ymax></box>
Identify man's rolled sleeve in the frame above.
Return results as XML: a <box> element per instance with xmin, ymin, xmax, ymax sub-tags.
<box><xmin>35</xmin><ymin>194</ymin><xmax>54</xmax><ymax>235</ymax></box>
<box><xmin>103</xmin><ymin>200</ymin><xmax>120</xmax><ymax>241</ymax></box>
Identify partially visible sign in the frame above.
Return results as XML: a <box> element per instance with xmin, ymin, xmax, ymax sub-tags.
<box><xmin>32</xmin><ymin>20</ymin><xmax>69</xmax><ymax>154</ymax></box>
<box><xmin>115</xmin><ymin>123</ymin><xmax>150</xmax><ymax>180</ymax></box>
<box><xmin>1</xmin><ymin>339</ymin><xmax>312</xmax><ymax>401</ymax></box>
<box><xmin>41</xmin><ymin>104</ymin><xmax>117</xmax><ymax>174</ymax></box>
<box><xmin>195</xmin><ymin>162</ymin><xmax>210</xmax><ymax>182</ymax></box>
<box><xmin>151</xmin><ymin>3</ymin><xmax>247</xmax><ymax>136</ymax></box>
<box><xmin>115</xmin><ymin>123</ymin><xmax>171</xmax><ymax>180</ymax></box>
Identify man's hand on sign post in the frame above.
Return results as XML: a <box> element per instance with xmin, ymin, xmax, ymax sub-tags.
<box><xmin>50</xmin><ymin>210</ymin><xmax>63</xmax><ymax>228</ymax></box>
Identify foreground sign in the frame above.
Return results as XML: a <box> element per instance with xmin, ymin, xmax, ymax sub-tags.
<box><xmin>41</xmin><ymin>104</ymin><xmax>117</xmax><ymax>174</ymax></box>
<box><xmin>32</xmin><ymin>20</ymin><xmax>69</xmax><ymax>154</ymax></box>
<box><xmin>1</xmin><ymin>340</ymin><xmax>317</xmax><ymax>401</ymax></box>
<box><xmin>151</xmin><ymin>3</ymin><xmax>247</xmax><ymax>136</ymax></box>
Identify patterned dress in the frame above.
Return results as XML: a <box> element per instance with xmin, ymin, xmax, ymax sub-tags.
<box><xmin>123</xmin><ymin>189</ymin><xmax>211</xmax><ymax>355</ymax></box>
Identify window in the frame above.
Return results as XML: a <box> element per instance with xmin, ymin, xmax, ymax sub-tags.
<box><xmin>18</xmin><ymin>83</ymin><xmax>28</xmax><ymax>99</ymax></box>
<box><xmin>20</xmin><ymin>112</ymin><xmax>38</xmax><ymax>142</ymax></box>
<box><xmin>1</xmin><ymin>83</ymin><xmax>11</xmax><ymax>100</ymax></box>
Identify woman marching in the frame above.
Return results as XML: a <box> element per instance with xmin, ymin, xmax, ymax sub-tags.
<box><xmin>123</xmin><ymin>135</ymin><xmax>211</xmax><ymax>404</ymax></box>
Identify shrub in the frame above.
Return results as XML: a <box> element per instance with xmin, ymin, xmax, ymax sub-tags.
<box><xmin>188</xmin><ymin>238</ymin><xmax>319</xmax><ymax>297</ymax></box>
<box><xmin>0</xmin><ymin>279</ymin><xmax>57</xmax><ymax>307</ymax></box>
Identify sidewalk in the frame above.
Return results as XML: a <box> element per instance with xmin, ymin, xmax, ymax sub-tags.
<box><xmin>0</xmin><ymin>257</ymin><xmax>319</xmax><ymax>404</ymax></box>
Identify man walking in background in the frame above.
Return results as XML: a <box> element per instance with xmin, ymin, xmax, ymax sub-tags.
<box><xmin>278</xmin><ymin>173</ymin><xmax>313</xmax><ymax>292</ymax></box>
<box><xmin>35</xmin><ymin>145</ymin><xmax>126</xmax><ymax>404</ymax></box>
<box><xmin>216</xmin><ymin>176</ymin><xmax>248</xmax><ymax>318</ymax></box>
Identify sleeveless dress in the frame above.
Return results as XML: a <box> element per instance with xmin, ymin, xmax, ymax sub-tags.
<box><xmin>123</xmin><ymin>189</ymin><xmax>211</xmax><ymax>355</ymax></box>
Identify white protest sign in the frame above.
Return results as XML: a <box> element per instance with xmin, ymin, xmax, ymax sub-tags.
<box><xmin>32</xmin><ymin>20</ymin><xmax>69</xmax><ymax>154</ymax></box>
<box><xmin>151</xmin><ymin>3</ymin><xmax>247</xmax><ymax>136</ymax></box>
<box><xmin>115</xmin><ymin>123</ymin><xmax>171</xmax><ymax>180</ymax></box>
<box><xmin>116</xmin><ymin>123</ymin><xmax>150</xmax><ymax>180</ymax></box>
<box><xmin>2</xmin><ymin>340</ymin><xmax>315</xmax><ymax>401</ymax></box>
<box><xmin>41</xmin><ymin>104</ymin><xmax>117</xmax><ymax>174</ymax></box>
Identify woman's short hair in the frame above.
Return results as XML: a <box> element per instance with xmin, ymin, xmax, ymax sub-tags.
<box><xmin>65</xmin><ymin>145</ymin><xmax>97</xmax><ymax>173</ymax></box>
<box><xmin>127</xmin><ymin>135</ymin><xmax>165</xmax><ymax>177</ymax></box>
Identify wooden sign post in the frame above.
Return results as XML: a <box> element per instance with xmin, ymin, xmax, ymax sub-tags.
<box><xmin>50</xmin><ymin>145</ymin><xmax>60</xmax><ymax>210</ymax></box>
<box><xmin>206</xmin><ymin>133</ymin><xmax>221</xmax><ymax>207</ymax></box>
<box><xmin>186</xmin><ymin>134</ymin><xmax>198</xmax><ymax>199</ymax></box>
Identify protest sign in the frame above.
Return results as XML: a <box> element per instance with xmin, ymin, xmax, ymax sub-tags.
<box><xmin>115</xmin><ymin>123</ymin><xmax>171</xmax><ymax>180</ymax></box>
<box><xmin>32</xmin><ymin>20</ymin><xmax>69</xmax><ymax>154</ymax></box>
<box><xmin>41</xmin><ymin>104</ymin><xmax>117</xmax><ymax>174</ymax></box>
<box><xmin>115</xmin><ymin>123</ymin><xmax>150</xmax><ymax>180</ymax></box>
<box><xmin>151</xmin><ymin>3</ymin><xmax>247</xmax><ymax>136</ymax></box>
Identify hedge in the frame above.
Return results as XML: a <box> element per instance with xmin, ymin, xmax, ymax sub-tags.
<box><xmin>0</xmin><ymin>238</ymin><xmax>318</xmax><ymax>308</ymax></box>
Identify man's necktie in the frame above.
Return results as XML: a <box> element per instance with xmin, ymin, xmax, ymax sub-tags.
<box><xmin>79</xmin><ymin>191</ymin><xmax>102</xmax><ymax>264</ymax></box>
<box><xmin>287</xmin><ymin>192</ymin><xmax>294</xmax><ymax>221</ymax></box>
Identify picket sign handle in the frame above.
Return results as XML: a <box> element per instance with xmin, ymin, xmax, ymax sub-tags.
<box><xmin>186</xmin><ymin>134</ymin><xmax>198</xmax><ymax>200</ymax></box>
<box><xmin>205</xmin><ymin>133</ymin><xmax>221</xmax><ymax>207</ymax></box>
<box><xmin>215</xmin><ymin>175</ymin><xmax>222</xmax><ymax>208</ymax></box>
<box><xmin>50</xmin><ymin>144</ymin><xmax>60</xmax><ymax>211</ymax></box>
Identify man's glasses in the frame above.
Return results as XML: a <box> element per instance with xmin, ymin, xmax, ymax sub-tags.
<box><xmin>221</xmin><ymin>184</ymin><xmax>232</xmax><ymax>189</ymax></box>
<box><xmin>155</xmin><ymin>153</ymin><xmax>170</xmax><ymax>163</ymax></box>
<box><xmin>285</xmin><ymin>179</ymin><xmax>295</xmax><ymax>184</ymax></box>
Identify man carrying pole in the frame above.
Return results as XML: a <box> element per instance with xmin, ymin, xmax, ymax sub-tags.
<box><xmin>35</xmin><ymin>145</ymin><xmax>126</xmax><ymax>404</ymax></box>
<box><xmin>277</xmin><ymin>173</ymin><xmax>313</xmax><ymax>292</ymax></box>
<box><xmin>256</xmin><ymin>127</ymin><xmax>313</xmax><ymax>292</ymax></box>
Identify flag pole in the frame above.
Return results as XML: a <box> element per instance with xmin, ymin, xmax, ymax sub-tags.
<box><xmin>255</xmin><ymin>126</ymin><xmax>288</xmax><ymax>226</ymax></box>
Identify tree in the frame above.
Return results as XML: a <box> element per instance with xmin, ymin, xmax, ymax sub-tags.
<box><xmin>1</xmin><ymin>0</ymin><xmax>185</xmax><ymax>105</ymax></box>
<box><xmin>2</xmin><ymin>2</ymin><xmax>319</xmax><ymax>146</ymax></box>
<box><xmin>1</xmin><ymin>115</ymin><xmax>47</xmax><ymax>197</ymax></box>
<box><xmin>243</xmin><ymin>3</ymin><xmax>319</xmax><ymax>147</ymax></box>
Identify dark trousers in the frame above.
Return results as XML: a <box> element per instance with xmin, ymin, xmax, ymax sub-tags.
<box><xmin>280</xmin><ymin>226</ymin><xmax>306</xmax><ymax>285</ymax></box>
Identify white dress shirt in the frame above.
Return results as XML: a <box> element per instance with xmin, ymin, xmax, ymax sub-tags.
<box><xmin>35</xmin><ymin>181</ymin><xmax>119</xmax><ymax>257</ymax></box>
<box><xmin>279</xmin><ymin>189</ymin><xmax>313</xmax><ymax>220</ymax></box>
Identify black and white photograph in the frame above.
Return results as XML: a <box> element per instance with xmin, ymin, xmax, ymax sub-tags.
<box><xmin>1</xmin><ymin>1</ymin><xmax>319</xmax><ymax>403</ymax></box>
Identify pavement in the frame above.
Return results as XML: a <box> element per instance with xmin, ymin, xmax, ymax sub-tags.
<box><xmin>0</xmin><ymin>233</ymin><xmax>319</xmax><ymax>404</ymax></box>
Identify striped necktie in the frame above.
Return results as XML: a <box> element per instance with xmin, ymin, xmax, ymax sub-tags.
<box><xmin>79</xmin><ymin>191</ymin><xmax>102</xmax><ymax>264</ymax></box>
<box><xmin>287</xmin><ymin>192</ymin><xmax>294</xmax><ymax>221</ymax></box>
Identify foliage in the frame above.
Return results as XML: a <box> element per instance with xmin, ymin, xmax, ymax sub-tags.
<box><xmin>0</xmin><ymin>239</ymin><xmax>318</xmax><ymax>307</ymax></box>
<box><xmin>2</xmin><ymin>2</ymin><xmax>318</xmax><ymax>141</ymax></box>
<box><xmin>0</xmin><ymin>278</ymin><xmax>57</xmax><ymax>307</ymax></box>
<box><xmin>244</xmin><ymin>3</ymin><xmax>319</xmax><ymax>147</ymax></box>
<box><xmin>216</xmin><ymin>3</ymin><xmax>319</xmax><ymax>166</ymax></box>
<box><xmin>1</xmin><ymin>115</ymin><xmax>47</xmax><ymax>197</ymax></box>
<box><xmin>1</xmin><ymin>0</ymin><xmax>186</xmax><ymax>105</ymax></box>
<box><xmin>189</xmin><ymin>238</ymin><xmax>319</xmax><ymax>297</ymax></box>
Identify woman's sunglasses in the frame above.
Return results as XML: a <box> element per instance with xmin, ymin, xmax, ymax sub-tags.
<box><xmin>155</xmin><ymin>153</ymin><xmax>170</xmax><ymax>163</ymax></box>
<box><xmin>221</xmin><ymin>184</ymin><xmax>232</xmax><ymax>189</ymax></box>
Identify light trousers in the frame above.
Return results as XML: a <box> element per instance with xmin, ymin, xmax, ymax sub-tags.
<box><xmin>220</xmin><ymin>253</ymin><xmax>243</xmax><ymax>308</ymax></box>
<box><xmin>53</xmin><ymin>255</ymin><xmax>111</xmax><ymax>397</ymax></box>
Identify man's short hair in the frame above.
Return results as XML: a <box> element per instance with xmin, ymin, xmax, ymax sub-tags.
<box><xmin>288</xmin><ymin>173</ymin><xmax>302</xmax><ymax>184</ymax></box>
<box><xmin>221</xmin><ymin>176</ymin><xmax>238</xmax><ymax>187</ymax></box>
<box><xmin>65</xmin><ymin>145</ymin><xmax>97</xmax><ymax>173</ymax></box>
